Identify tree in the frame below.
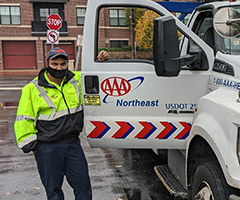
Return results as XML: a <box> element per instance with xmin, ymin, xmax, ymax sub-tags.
<box><xmin>124</xmin><ymin>8</ymin><xmax>145</xmax><ymax>31</ymax></box>
<box><xmin>124</xmin><ymin>8</ymin><xmax>146</xmax><ymax>58</ymax></box>
<box><xmin>135</xmin><ymin>10</ymin><xmax>159</xmax><ymax>50</ymax></box>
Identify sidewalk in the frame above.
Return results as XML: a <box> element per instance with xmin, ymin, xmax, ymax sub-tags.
<box><xmin>0</xmin><ymin>70</ymin><xmax>39</xmax><ymax>77</ymax></box>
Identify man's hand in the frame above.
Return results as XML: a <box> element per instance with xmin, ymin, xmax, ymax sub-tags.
<box><xmin>97</xmin><ymin>51</ymin><xmax>109</xmax><ymax>62</ymax></box>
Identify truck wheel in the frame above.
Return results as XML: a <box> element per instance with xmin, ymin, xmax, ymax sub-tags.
<box><xmin>192</xmin><ymin>161</ymin><xmax>230</xmax><ymax>200</ymax></box>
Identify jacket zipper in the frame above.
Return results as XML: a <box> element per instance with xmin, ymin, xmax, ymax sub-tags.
<box><xmin>58</xmin><ymin>89</ymin><xmax>70</xmax><ymax>114</ymax></box>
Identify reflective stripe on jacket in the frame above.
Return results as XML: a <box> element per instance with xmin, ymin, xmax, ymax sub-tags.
<box><xmin>14</xmin><ymin>68</ymin><xmax>83</xmax><ymax>152</ymax></box>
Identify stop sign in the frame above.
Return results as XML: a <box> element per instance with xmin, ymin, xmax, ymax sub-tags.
<box><xmin>46</xmin><ymin>14</ymin><xmax>62</xmax><ymax>31</ymax></box>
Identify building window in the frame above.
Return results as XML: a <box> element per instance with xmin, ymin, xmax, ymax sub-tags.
<box><xmin>77</xmin><ymin>8</ymin><xmax>86</xmax><ymax>26</ymax></box>
<box><xmin>0</xmin><ymin>6</ymin><xmax>21</xmax><ymax>25</ymax></box>
<box><xmin>33</xmin><ymin>4</ymin><xmax>64</xmax><ymax>22</ymax></box>
<box><xmin>110</xmin><ymin>40</ymin><xmax>128</xmax><ymax>48</ymax></box>
<box><xmin>32</xmin><ymin>3</ymin><xmax>67</xmax><ymax>35</ymax></box>
<box><xmin>40</xmin><ymin>8</ymin><xmax>59</xmax><ymax>21</ymax></box>
<box><xmin>109</xmin><ymin>9</ymin><xmax>126</xmax><ymax>26</ymax></box>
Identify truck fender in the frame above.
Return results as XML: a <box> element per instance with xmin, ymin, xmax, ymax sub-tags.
<box><xmin>187</xmin><ymin>87</ymin><xmax>240</xmax><ymax>189</ymax></box>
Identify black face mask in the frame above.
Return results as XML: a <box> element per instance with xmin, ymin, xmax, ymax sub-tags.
<box><xmin>47</xmin><ymin>66</ymin><xmax>68</xmax><ymax>79</ymax></box>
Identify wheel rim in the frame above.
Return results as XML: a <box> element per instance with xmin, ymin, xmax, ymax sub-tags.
<box><xmin>194</xmin><ymin>181</ymin><xmax>214</xmax><ymax>200</ymax></box>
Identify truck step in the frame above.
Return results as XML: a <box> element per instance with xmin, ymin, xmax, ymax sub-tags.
<box><xmin>154</xmin><ymin>165</ymin><xmax>187</xmax><ymax>199</ymax></box>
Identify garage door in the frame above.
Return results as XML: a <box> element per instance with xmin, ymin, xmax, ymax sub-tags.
<box><xmin>3</xmin><ymin>41</ymin><xmax>37</xmax><ymax>69</ymax></box>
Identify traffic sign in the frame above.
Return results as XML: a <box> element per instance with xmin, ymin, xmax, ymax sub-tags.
<box><xmin>77</xmin><ymin>35</ymin><xmax>83</xmax><ymax>46</ymax></box>
<box><xmin>47</xmin><ymin>30</ymin><xmax>59</xmax><ymax>44</ymax></box>
<box><xmin>46</xmin><ymin>14</ymin><xmax>62</xmax><ymax>31</ymax></box>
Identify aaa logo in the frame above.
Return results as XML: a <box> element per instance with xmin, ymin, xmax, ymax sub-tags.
<box><xmin>101</xmin><ymin>76</ymin><xmax>144</xmax><ymax>103</ymax></box>
<box><xmin>101</xmin><ymin>77</ymin><xmax>131</xmax><ymax>96</ymax></box>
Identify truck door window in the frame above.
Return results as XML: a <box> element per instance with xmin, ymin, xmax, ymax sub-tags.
<box><xmin>97</xmin><ymin>6</ymin><xmax>164</xmax><ymax>62</ymax></box>
<box><xmin>96</xmin><ymin>6</ymin><xmax>208</xmax><ymax>71</ymax></box>
<box><xmin>197</xmin><ymin>18</ymin><xmax>213</xmax><ymax>40</ymax></box>
<box><xmin>192</xmin><ymin>12</ymin><xmax>214</xmax><ymax>50</ymax></box>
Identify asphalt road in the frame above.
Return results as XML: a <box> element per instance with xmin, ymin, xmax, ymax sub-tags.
<box><xmin>0</xmin><ymin>74</ymin><xmax>174</xmax><ymax>200</ymax></box>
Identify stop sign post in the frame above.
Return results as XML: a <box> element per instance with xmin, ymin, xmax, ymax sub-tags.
<box><xmin>46</xmin><ymin>14</ymin><xmax>62</xmax><ymax>31</ymax></box>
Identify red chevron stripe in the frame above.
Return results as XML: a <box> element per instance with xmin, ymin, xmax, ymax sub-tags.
<box><xmin>87</xmin><ymin>121</ymin><xmax>107</xmax><ymax>138</ymax></box>
<box><xmin>112</xmin><ymin>121</ymin><xmax>131</xmax><ymax>138</ymax></box>
<box><xmin>155</xmin><ymin>122</ymin><xmax>173</xmax><ymax>139</ymax></box>
<box><xmin>135</xmin><ymin>122</ymin><xmax>153</xmax><ymax>139</ymax></box>
<box><xmin>174</xmin><ymin>122</ymin><xmax>191</xmax><ymax>139</ymax></box>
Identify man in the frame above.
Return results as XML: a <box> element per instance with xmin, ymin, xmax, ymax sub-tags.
<box><xmin>14</xmin><ymin>47</ymin><xmax>108</xmax><ymax>200</ymax></box>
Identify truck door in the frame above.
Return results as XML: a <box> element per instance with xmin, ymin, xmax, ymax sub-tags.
<box><xmin>82</xmin><ymin>0</ymin><xmax>214</xmax><ymax>149</ymax></box>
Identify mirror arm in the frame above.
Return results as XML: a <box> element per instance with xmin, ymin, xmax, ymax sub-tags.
<box><xmin>179</xmin><ymin>53</ymin><xmax>202</xmax><ymax>69</ymax></box>
<box><xmin>226</xmin><ymin>18</ymin><xmax>240</xmax><ymax>25</ymax></box>
<box><xmin>179</xmin><ymin>54</ymin><xmax>196</xmax><ymax>66</ymax></box>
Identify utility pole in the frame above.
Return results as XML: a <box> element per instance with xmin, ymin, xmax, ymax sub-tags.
<box><xmin>130</xmin><ymin>8</ymin><xmax>136</xmax><ymax>59</ymax></box>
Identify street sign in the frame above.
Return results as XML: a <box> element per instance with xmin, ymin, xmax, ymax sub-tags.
<box><xmin>76</xmin><ymin>35</ymin><xmax>83</xmax><ymax>46</ymax></box>
<box><xmin>47</xmin><ymin>30</ymin><xmax>59</xmax><ymax>44</ymax></box>
<box><xmin>75</xmin><ymin>35</ymin><xmax>83</xmax><ymax>71</ymax></box>
<box><xmin>46</xmin><ymin>14</ymin><xmax>62</xmax><ymax>31</ymax></box>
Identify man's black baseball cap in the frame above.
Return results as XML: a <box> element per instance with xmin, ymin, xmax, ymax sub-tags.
<box><xmin>47</xmin><ymin>47</ymin><xmax>68</xmax><ymax>60</ymax></box>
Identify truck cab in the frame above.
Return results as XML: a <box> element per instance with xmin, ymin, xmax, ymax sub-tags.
<box><xmin>81</xmin><ymin>0</ymin><xmax>240</xmax><ymax>199</ymax></box>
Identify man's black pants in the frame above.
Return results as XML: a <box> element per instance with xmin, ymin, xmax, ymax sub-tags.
<box><xmin>35</xmin><ymin>140</ymin><xmax>92</xmax><ymax>200</ymax></box>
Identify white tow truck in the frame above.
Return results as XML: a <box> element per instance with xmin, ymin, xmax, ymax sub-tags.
<box><xmin>81</xmin><ymin>0</ymin><xmax>240</xmax><ymax>199</ymax></box>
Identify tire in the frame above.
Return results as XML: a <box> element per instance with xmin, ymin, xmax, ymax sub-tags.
<box><xmin>191</xmin><ymin>161</ymin><xmax>231</xmax><ymax>200</ymax></box>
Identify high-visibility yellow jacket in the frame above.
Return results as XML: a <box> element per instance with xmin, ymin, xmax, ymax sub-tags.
<box><xmin>14</xmin><ymin>68</ymin><xmax>83</xmax><ymax>153</ymax></box>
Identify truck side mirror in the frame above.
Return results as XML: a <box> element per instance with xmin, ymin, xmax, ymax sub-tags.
<box><xmin>153</xmin><ymin>16</ymin><xmax>181</xmax><ymax>77</ymax></box>
<box><xmin>213</xmin><ymin>7</ymin><xmax>240</xmax><ymax>38</ymax></box>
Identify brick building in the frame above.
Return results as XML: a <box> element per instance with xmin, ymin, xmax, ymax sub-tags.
<box><xmin>0</xmin><ymin>0</ymin><xmax>131</xmax><ymax>72</ymax></box>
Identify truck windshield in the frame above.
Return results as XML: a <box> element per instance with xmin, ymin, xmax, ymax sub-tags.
<box><xmin>215</xmin><ymin>6</ymin><xmax>240</xmax><ymax>55</ymax></box>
